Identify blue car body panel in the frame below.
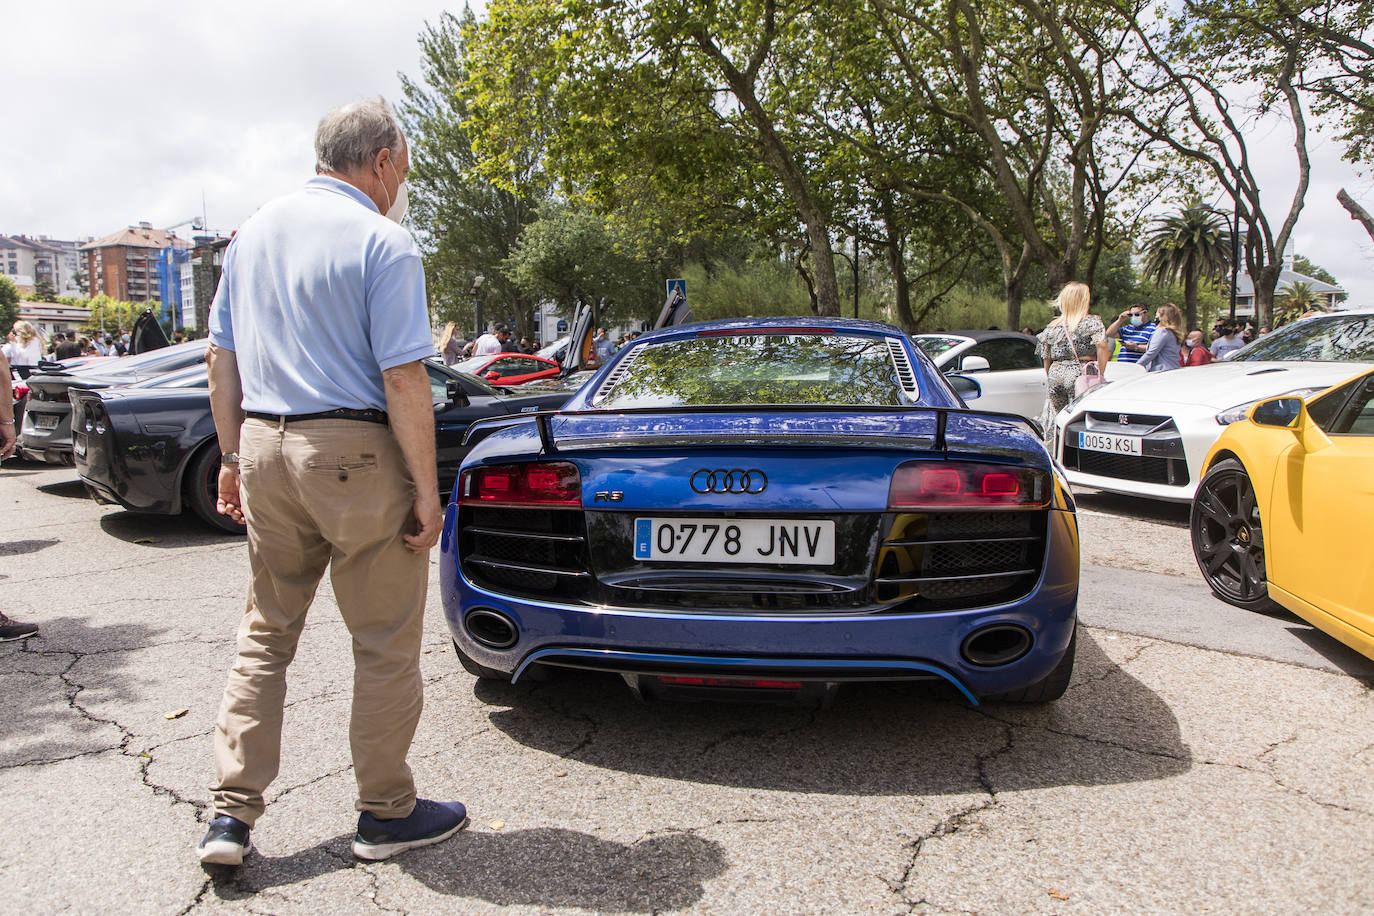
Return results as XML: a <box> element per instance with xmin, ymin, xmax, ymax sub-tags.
<box><xmin>439</xmin><ymin>317</ymin><xmax>1078</xmax><ymax>703</ymax></box>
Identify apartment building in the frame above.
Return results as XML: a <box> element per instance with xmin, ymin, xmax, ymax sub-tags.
<box><xmin>0</xmin><ymin>235</ymin><xmax>87</xmax><ymax>296</ymax></box>
<box><xmin>81</xmin><ymin>223</ymin><xmax>190</xmax><ymax>304</ymax></box>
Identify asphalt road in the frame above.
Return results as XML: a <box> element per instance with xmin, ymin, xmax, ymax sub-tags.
<box><xmin>1</xmin><ymin>461</ymin><xmax>1371</xmax><ymax>914</ymax></box>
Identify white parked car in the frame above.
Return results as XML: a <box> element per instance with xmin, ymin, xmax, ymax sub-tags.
<box><xmin>913</xmin><ymin>330</ymin><xmax>1047</xmax><ymax>421</ymax></box>
<box><xmin>1054</xmin><ymin>310</ymin><xmax>1374</xmax><ymax>502</ymax></box>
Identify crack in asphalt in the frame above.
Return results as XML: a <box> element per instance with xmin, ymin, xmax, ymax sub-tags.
<box><xmin>16</xmin><ymin>543</ymin><xmax>243</xmax><ymax>585</ymax></box>
<box><xmin>10</xmin><ymin>638</ymin><xmax>208</xmax><ymax>817</ymax></box>
<box><xmin>887</xmin><ymin>724</ymin><xmax>1014</xmax><ymax>913</ymax></box>
<box><xmin>175</xmin><ymin>876</ymin><xmax>213</xmax><ymax>916</ymax></box>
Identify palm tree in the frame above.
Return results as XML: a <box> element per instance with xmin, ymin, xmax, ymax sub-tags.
<box><xmin>1140</xmin><ymin>206</ymin><xmax>1232</xmax><ymax>331</ymax></box>
<box><xmin>1275</xmin><ymin>280</ymin><xmax>1319</xmax><ymax>327</ymax></box>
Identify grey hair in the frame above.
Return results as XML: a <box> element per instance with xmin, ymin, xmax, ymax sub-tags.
<box><xmin>314</xmin><ymin>97</ymin><xmax>403</xmax><ymax>174</ymax></box>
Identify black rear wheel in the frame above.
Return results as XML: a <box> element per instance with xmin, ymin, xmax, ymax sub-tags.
<box><xmin>185</xmin><ymin>443</ymin><xmax>247</xmax><ymax>535</ymax></box>
<box><xmin>1190</xmin><ymin>458</ymin><xmax>1274</xmax><ymax>611</ymax></box>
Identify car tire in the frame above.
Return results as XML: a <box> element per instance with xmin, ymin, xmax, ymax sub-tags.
<box><xmin>452</xmin><ymin>639</ymin><xmax>508</xmax><ymax>681</ymax></box>
<box><xmin>982</xmin><ymin>624</ymin><xmax>1076</xmax><ymax>704</ymax></box>
<box><xmin>184</xmin><ymin>443</ymin><xmax>247</xmax><ymax>535</ymax></box>
<box><xmin>1190</xmin><ymin>458</ymin><xmax>1276</xmax><ymax>612</ymax></box>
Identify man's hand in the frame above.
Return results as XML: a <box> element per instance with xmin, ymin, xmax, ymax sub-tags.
<box><xmin>216</xmin><ymin>466</ymin><xmax>244</xmax><ymax>523</ymax></box>
<box><xmin>404</xmin><ymin>490</ymin><xmax>443</xmax><ymax>553</ymax></box>
<box><xmin>0</xmin><ymin>423</ymin><xmax>16</xmax><ymax>461</ymax></box>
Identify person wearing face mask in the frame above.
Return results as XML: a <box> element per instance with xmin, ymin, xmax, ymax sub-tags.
<box><xmin>1105</xmin><ymin>304</ymin><xmax>1156</xmax><ymax>363</ymax></box>
<box><xmin>199</xmin><ymin>98</ymin><xmax>466</xmax><ymax>868</ymax></box>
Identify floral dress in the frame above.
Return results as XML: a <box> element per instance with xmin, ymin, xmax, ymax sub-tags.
<box><xmin>1036</xmin><ymin>315</ymin><xmax>1106</xmax><ymax>425</ymax></box>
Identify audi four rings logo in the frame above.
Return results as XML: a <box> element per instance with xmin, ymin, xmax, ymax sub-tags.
<box><xmin>690</xmin><ymin>469</ymin><xmax>768</xmax><ymax>494</ymax></box>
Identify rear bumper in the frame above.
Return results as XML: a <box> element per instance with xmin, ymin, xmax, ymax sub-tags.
<box><xmin>18</xmin><ymin>415</ymin><xmax>74</xmax><ymax>464</ymax></box>
<box><xmin>441</xmin><ymin>507</ymin><xmax>1080</xmax><ymax>702</ymax></box>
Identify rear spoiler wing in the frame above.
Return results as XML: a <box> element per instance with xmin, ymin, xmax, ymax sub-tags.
<box><xmin>463</xmin><ymin>404</ymin><xmax>1041</xmax><ymax>455</ymax></box>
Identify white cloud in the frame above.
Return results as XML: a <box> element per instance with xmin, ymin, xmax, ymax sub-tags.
<box><xmin>3</xmin><ymin>1</ymin><xmax>458</xmax><ymax>239</ymax></box>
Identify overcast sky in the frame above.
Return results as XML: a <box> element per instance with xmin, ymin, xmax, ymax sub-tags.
<box><xmin>4</xmin><ymin>1</ymin><xmax>1372</xmax><ymax>305</ymax></box>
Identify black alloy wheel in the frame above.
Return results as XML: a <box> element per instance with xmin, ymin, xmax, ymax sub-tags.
<box><xmin>1190</xmin><ymin>459</ymin><xmax>1274</xmax><ymax>611</ymax></box>
<box><xmin>185</xmin><ymin>443</ymin><xmax>248</xmax><ymax>535</ymax></box>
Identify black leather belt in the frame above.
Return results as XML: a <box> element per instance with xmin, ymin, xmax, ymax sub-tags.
<box><xmin>246</xmin><ymin>408</ymin><xmax>389</xmax><ymax>425</ymax></box>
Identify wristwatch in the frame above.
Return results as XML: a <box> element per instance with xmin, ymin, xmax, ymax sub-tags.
<box><xmin>220</xmin><ymin>452</ymin><xmax>241</xmax><ymax>466</ymax></box>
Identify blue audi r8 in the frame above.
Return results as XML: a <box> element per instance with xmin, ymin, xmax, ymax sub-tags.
<box><xmin>439</xmin><ymin>317</ymin><xmax>1079</xmax><ymax>705</ymax></box>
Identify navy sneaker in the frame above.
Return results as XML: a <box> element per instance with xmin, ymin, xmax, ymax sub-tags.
<box><xmin>197</xmin><ymin>814</ymin><xmax>251</xmax><ymax>866</ymax></box>
<box><xmin>353</xmin><ymin>799</ymin><xmax>468</xmax><ymax>861</ymax></box>
<box><xmin>0</xmin><ymin>613</ymin><xmax>39</xmax><ymax>642</ymax></box>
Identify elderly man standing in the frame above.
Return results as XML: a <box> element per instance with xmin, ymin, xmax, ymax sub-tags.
<box><xmin>198</xmin><ymin>98</ymin><xmax>465</xmax><ymax>867</ymax></box>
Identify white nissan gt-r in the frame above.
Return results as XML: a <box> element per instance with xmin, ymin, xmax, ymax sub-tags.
<box><xmin>1054</xmin><ymin>310</ymin><xmax>1374</xmax><ymax>502</ymax></box>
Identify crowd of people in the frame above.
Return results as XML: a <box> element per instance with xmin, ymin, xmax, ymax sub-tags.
<box><xmin>1032</xmin><ymin>284</ymin><xmax>1277</xmax><ymax>431</ymax></box>
<box><xmin>3</xmin><ymin>319</ymin><xmax>204</xmax><ymax>371</ymax></box>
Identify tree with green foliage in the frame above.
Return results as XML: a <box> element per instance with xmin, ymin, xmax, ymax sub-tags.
<box><xmin>32</xmin><ymin>278</ymin><xmax>56</xmax><ymax>302</ymax></box>
<box><xmin>505</xmin><ymin>203</ymin><xmax>664</xmax><ymax>325</ymax></box>
<box><xmin>1111</xmin><ymin>0</ymin><xmax>1348</xmax><ymax>329</ymax></box>
<box><xmin>465</xmin><ymin>0</ymin><xmax>847</xmax><ymax>315</ymax></box>
<box><xmin>1140</xmin><ymin>206</ymin><xmax>1232</xmax><ymax>331</ymax></box>
<box><xmin>0</xmin><ymin>275</ymin><xmax>19</xmax><ymax>332</ymax></box>
<box><xmin>398</xmin><ymin>7</ymin><xmax>545</xmax><ymax>338</ymax></box>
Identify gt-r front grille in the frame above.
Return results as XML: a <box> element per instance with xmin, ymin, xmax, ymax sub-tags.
<box><xmin>1061</xmin><ymin>446</ymin><xmax>1190</xmax><ymax>486</ymax></box>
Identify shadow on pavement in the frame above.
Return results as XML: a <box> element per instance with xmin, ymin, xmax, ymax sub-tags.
<box><xmin>0</xmin><ymin>616</ymin><xmax>168</xmax><ymax>768</ymax></box>
<box><xmin>35</xmin><ymin>478</ymin><xmax>90</xmax><ymax>500</ymax></box>
<box><xmin>0</xmin><ymin>538</ymin><xmax>60</xmax><ymax>556</ymax></box>
<box><xmin>472</xmin><ymin>630</ymin><xmax>1190</xmax><ymax>795</ymax></box>
<box><xmin>99</xmin><ymin>511</ymin><xmax>243</xmax><ymax>547</ymax></box>
<box><xmin>1284</xmin><ymin>625</ymin><xmax>1374</xmax><ymax>684</ymax></box>
<box><xmin>210</xmin><ymin>827</ymin><xmax>726</xmax><ymax>912</ymax></box>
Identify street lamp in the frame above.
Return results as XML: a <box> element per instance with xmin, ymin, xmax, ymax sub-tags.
<box><xmin>471</xmin><ymin>274</ymin><xmax>485</xmax><ymax>338</ymax></box>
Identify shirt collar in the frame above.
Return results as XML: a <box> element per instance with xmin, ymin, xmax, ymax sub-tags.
<box><xmin>305</xmin><ymin>175</ymin><xmax>380</xmax><ymax>214</ymax></box>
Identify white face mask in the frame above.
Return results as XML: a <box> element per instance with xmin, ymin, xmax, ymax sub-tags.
<box><xmin>380</xmin><ymin>158</ymin><xmax>408</xmax><ymax>223</ymax></box>
<box><xmin>1130</xmin><ymin>315</ymin><xmax>1144</xmax><ymax>327</ymax></box>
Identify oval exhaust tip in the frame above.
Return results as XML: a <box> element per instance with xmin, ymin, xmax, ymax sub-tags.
<box><xmin>465</xmin><ymin>608</ymin><xmax>518</xmax><ymax>649</ymax></box>
<box><xmin>961</xmin><ymin>624</ymin><xmax>1033</xmax><ymax>667</ymax></box>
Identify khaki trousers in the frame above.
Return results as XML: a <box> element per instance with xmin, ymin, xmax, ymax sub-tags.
<box><xmin>210</xmin><ymin>418</ymin><xmax>427</xmax><ymax>826</ymax></box>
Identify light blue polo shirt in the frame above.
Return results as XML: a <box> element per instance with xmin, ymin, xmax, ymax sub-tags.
<box><xmin>208</xmin><ymin>176</ymin><xmax>432</xmax><ymax>414</ymax></box>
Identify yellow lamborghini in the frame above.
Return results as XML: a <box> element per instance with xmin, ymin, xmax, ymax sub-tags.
<box><xmin>1191</xmin><ymin>367</ymin><xmax>1374</xmax><ymax>659</ymax></box>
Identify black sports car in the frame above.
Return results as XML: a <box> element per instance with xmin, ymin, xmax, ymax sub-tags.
<box><xmin>72</xmin><ymin>360</ymin><xmax>574</xmax><ymax>533</ymax></box>
<box><xmin>18</xmin><ymin>340</ymin><xmax>209</xmax><ymax>465</ymax></box>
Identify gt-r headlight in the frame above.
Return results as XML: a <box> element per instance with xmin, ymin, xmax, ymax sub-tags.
<box><xmin>1214</xmin><ymin>387</ymin><xmax>1328</xmax><ymax>425</ymax></box>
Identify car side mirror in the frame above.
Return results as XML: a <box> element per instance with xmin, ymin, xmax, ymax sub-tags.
<box><xmin>1250</xmin><ymin>396</ymin><xmax>1304</xmax><ymax>430</ymax></box>
<box><xmin>446</xmin><ymin>379</ymin><xmax>469</xmax><ymax>408</ymax></box>
<box><xmin>484</xmin><ymin>370</ymin><xmax>500</xmax><ymax>381</ymax></box>
<box><xmin>959</xmin><ymin>355</ymin><xmax>991</xmax><ymax>373</ymax></box>
<box><xmin>947</xmin><ymin>374</ymin><xmax>982</xmax><ymax>401</ymax></box>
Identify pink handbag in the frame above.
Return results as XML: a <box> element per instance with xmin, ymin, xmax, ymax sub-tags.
<box><xmin>1065</xmin><ymin>323</ymin><xmax>1103</xmax><ymax>398</ymax></box>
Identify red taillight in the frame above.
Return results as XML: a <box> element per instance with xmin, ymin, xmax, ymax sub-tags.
<box><xmin>888</xmin><ymin>462</ymin><xmax>1048</xmax><ymax>509</ymax></box>
<box><xmin>458</xmin><ymin>461</ymin><xmax>581</xmax><ymax>507</ymax></box>
<box><xmin>12</xmin><ymin>384</ymin><xmax>27</xmax><ymax>401</ymax></box>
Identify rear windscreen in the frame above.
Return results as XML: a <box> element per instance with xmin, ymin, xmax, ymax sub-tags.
<box><xmin>594</xmin><ymin>333</ymin><xmax>909</xmax><ymax>408</ymax></box>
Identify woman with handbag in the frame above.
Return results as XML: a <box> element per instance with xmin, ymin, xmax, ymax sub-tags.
<box><xmin>1036</xmin><ymin>282</ymin><xmax>1109</xmax><ymax>435</ymax></box>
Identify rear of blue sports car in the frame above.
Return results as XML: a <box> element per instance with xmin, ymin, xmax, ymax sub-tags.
<box><xmin>440</xmin><ymin>320</ymin><xmax>1079</xmax><ymax>705</ymax></box>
